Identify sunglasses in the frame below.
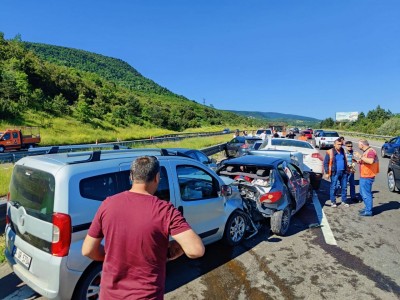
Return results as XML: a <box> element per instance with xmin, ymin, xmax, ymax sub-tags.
<box><xmin>346</xmin><ymin>145</ymin><xmax>353</xmax><ymax>148</ymax></box>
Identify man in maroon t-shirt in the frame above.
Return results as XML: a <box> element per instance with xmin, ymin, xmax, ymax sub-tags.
<box><xmin>82</xmin><ymin>156</ymin><xmax>205</xmax><ymax>299</ymax></box>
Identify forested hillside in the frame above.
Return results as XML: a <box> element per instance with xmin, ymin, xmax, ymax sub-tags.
<box><xmin>0</xmin><ymin>34</ymin><xmax>264</xmax><ymax>132</ymax></box>
<box><xmin>229</xmin><ymin>110</ymin><xmax>320</xmax><ymax>126</ymax></box>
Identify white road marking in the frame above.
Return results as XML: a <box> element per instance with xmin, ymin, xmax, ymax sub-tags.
<box><xmin>312</xmin><ymin>191</ymin><xmax>337</xmax><ymax>246</ymax></box>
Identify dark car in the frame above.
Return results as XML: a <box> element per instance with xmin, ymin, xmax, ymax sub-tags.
<box><xmin>387</xmin><ymin>146</ymin><xmax>400</xmax><ymax>192</ymax></box>
<box><xmin>381</xmin><ymin>136</ymin><xmax>400</xmax><ymax>158</ymax></box>
<box><xmin>222</xmin><ymin>128</ymin><xmax>231</xmax><ymax>134</ymax></box>
<box><xmin>216</xmin><ymin>155</ymin><xmax>311</xmax><ymax>235</ymax></box>
<box><xmin>225</xmin><ymin>136</ymin><xmax>262</xmax><ymax>158</ymax></box>
<box><xmin>162</xmin><ymin>148</ymin><xmax>218</xmax><ymax>170</ymax></box>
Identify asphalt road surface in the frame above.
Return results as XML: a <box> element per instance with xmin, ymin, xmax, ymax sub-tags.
<box><xmin>1</xmin><ymin>136</ymin><xmax>399</xmax><ymax>299</ymax></box>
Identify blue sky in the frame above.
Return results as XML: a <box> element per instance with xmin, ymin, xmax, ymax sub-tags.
<box><xmin>1</xmin><ymin>1</ymin><xmax>399</xmax><ymax>120</ymax></box>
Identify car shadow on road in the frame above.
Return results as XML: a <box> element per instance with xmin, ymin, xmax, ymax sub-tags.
<box><xmin>373</xmin><ymin>201</ymin><xmax>400</xmax><ymax>216</ymax></box>
<box><xmin>0</xmin><ymin>270</ymin><xmax>25</xmax><ymax>299</ymax></box>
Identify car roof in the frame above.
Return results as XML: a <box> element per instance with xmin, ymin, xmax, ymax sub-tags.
<box><xmin>221</xmin><ymin>154</ymin><xmax>283</xmax><ymax>167</ymax></box>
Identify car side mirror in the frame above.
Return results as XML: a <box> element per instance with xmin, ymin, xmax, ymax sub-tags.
<box><xmin>220</xmin><ymin>185</ymin><xmax>232</xmax><ymax>196</ymax></box>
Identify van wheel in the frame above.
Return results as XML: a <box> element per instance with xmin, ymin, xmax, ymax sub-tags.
<box><xmin>388</xmin><ymin>170</ymin><xmax>397</xmax><ymax>192</ymax></box>
<box><xmin>72</xmin><ymin>263</ymin><xmax>102</xmax><ymax>300</ymax></box>
<box><xmin>223</xmin><ymin>211</ymin><xmax>247</xmax><ymax>246</ymax></box>
<box><xmin>271</xmin><ymin>206</ymin><xmax>291</xmax><ymax>236</ymax></box>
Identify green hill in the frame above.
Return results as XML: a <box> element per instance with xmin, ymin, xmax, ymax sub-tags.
<box><xmin>24</xmin><ymin>42</ymin><xmax>175</xmax><ymax>96</ymax></box>
<box><xmin>228</xmin><ymin>110</ymin><xmax>321</xmax><ymax>127</ymax></box>
<box><xmin>0</xmin><ymin>34</ymin><xmax>264</xmax><ymax>133</ymax></box>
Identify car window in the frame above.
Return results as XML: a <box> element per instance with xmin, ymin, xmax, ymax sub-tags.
<box><xmin>80</xmin><ymin>173</ymin><xmax>118</xmax><ymax>201</ymax></box>
<box><xmin>324</xmin><ymin>132</ymin><xmax>339</xmax><ymax>137</ymax></box>
<box><xmin>271</xmin><ymin>139</ymin><xmax>313</xmax><ymax>149</ymax></box>
<box><xmin>12</xmin><ymin>132</ymin><xmax>19</xmax><ymax>139</ymax></box>
<box><xmin>3</xmin><ymin>133</ymin><xmax>10</xmax><ymax>140</ymax></box>
<box><xmin>177</xmin><ymin>165</ymin><xmax>218</xmax><ymax>201</ymax></box>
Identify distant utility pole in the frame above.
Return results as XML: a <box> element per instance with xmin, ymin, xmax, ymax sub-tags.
<box><xmin>203</xmin><ymin>98</ymin><xmax>206</xmax><ymax>105</ymax></box>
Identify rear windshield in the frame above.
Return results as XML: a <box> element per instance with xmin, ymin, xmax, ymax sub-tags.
<box><xmin>324</xmin><ymin>132</ymin><xmax>339</xmax><ymax>137</ymax></box>
<box><xmin>9</xmin><ymin>165</ymin><xmax>55</xmax><ymax>220</ymax></box>
<box><xmin>256</xmin><ymin>129</ymin><xmax>272</xmax><ymax>135</ymax></box>
<box><xmin>271</xmin><ymin>139</ymin><xmax>314</xmax><ymax>149</ymax></box>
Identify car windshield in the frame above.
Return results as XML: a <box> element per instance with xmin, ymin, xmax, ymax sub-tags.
<box><xmin>271</xmin><ymin>139</ymin><xmax>314</xmax><ymax>149</ymax></box>
<box><xmin>324</xmin><ymin>132</ymin><xmax>339</xmax><ymax>137</ymax></box>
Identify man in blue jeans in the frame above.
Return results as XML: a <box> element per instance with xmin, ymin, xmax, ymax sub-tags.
<box><xmin>324</xmin><ymin>139</ymin><xmax>349</xmax><ymax>208</ymax></box>
<box><xmin>354</xmin><ymin>139</ymin><xmax>379</xmax><ymax>216</ymax></box>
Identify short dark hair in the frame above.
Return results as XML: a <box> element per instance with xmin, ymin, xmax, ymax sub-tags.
<box><xmin>130</xmin><ymin>156</ymin><xmax>160</xmax><ymax>183</ymax></box>
<box><xmin>345</xmin><ymin>141</ymin><xmax>353</xmax><ymax>146</ymax></box>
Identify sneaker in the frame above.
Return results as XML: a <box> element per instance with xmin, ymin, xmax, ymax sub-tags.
<box><xmin>343</xmin><ymin>203</ymin><xmax>350</xmax><ymax>207</ymax></box>
<box><xmin>352</xmin><ymin>198</ymin><xmax>362</xmax><ymax>203</ymax></box>
<box><xmin>331</xmin><ymin>203</ymin><xmax>337</xmax><ymax>208</ymax></box>
<box><xmin>358</xmin><ymin>209</ymin><xmax>365</xmax><ymax>213</ymax></box>
<box><xmin>359</xmin><ymin>211</ymin><xmax>373</xmax><ymax>217</ymax></box>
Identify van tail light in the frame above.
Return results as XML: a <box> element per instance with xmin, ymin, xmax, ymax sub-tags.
<box><xmin>51</xmin><ymin>213</ymin><xmax>72</xmax><ymax>257</ymax></box>
<box><xmin>260</xmin><ymin>191</ymin><xmax>283</xmax><ymax>203</ymax></box>
<box><xmin>312</xmin><ymin>153</ymin><xmax>324</xmax><ymax>161</ymax></box>
<box><xmin>240</xmin><ymin>144</ymin><xmax>249</xmax><ymax>149</ymax></box>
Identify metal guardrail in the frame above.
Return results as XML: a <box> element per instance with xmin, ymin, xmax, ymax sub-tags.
<box><xmin>0</xmin><ymin>131</ymin><xmax>230</xmax><ymax>164</ymax></box>
<box><xmin>336</xmin><ymin>131</ymin><xmax>393</xmax><ymax>141</ymax></box>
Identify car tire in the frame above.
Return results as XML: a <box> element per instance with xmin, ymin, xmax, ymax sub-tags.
<box><xmin>381</xmin><ymin>148</ymin><xmax>387</xmax><ymax>158</ymax></box>
<box><xmin>388</xmin><ymin>170</ymin><xmax>397</xmax><ymax>192</ymax></box>
<box><xmin>271</xmin><ymin>206</ymin><xmax>291</xmax><ymax>236</ymax></box>
<box><xmin>72</xmin><ymin>263</ymin><xmax>102</xmax><ymax>300</ymax></box>
<box><xmin>223</xmin><ymin>210</ymin><xmax>247</xmax><ymax>246</ymax></box>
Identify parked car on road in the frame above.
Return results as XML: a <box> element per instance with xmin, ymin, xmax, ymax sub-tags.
<box><xmin>301</xmin><ymin>130</ymin><xmax>313</xmax><ymax>139</ymax></box>
<box><xmin>217</xmin><ymin>155</ymin><xmax>312</xmax><ymax>236</ymax></box>
<box><xmin>225</xmin><ymin>136</ymin><xmax>262</xmax><ymax>158</ymax></box>
<box><xmin>387</xmin><ymin>145</ymin><xmax>400</xmax><ymax>192</ymax></box>
<box><xmin>315</xmin><ymin>131</ymin><xmax>339</xmax><ymax>149</ymax></box>
<box><xmin>257</xmin><ymin>138</ymin><xmax>324</xmax><ymax>189</ymax></box>
<box><xmin>162</xmin><ymin>148</ymin><xmax>218</xmax><ymax>170</ymax></box>
<box><xmin>381</xmin><ymin>136</ymin><xmax>400</xmax><ymax>158</ymax></box>
<box><xmin>222</xmin><ymin>128</ymin><xmax>231</xmax><ymax>134</ymax></box>
<box><xmin>5</xmin><ymin>148</ymin><xmax>247</xmax><ymax>299</ymax></box>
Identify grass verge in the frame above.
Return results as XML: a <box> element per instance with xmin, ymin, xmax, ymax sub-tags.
<box><xmin>0</xmin><ymin>164</ymin><xmax>13</xmax><ymax>196</ymax></box>
<box><xmin>0</xmin><ymin>234</ymin><xmax>5</xmax><ymax>264</ymax></box>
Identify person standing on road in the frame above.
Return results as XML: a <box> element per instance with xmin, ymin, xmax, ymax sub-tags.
<box><xmin>260</xmin><ymin>130</ymin><xmax>267</xmax><ymax>140</ymax></box>
<box><xmin>286</xmin><ymin>130</ymin><xmax>296</xmax><ymax>139</ymax></box>
<box><xmin>344</xmin><ymin>141</ymin><xmax>358</xmax><ymax>202</ymax></box>
<box><xmin>82</xmin><ymin>156</ymin><xmax>205</xmax><ymax>299</ymax></box>
<box><xmin>298</xmin><ymin>132</ymin><xmax>308</xmax><ymax>141</ymax></box>
<box><xmin>354</xmin><ymin>139</ymin><xmax>379</xmax><ymax>217</ymax></box>
<box><xmin>324</xmin><ymin>139</ymin><xmax>349</xmax><ymax>207</ymax></box>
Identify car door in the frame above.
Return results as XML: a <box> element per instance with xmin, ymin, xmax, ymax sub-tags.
<box><xmin>283</xmin><ymin>163</ymin><xmax>309</xmax><ymax>210</ymax></box>
<box><xmin>170</xmin><ymin>162</ymin><xmax>225</xmax><ymax>243</ymax></box>
<box><xmin>391</xmin><ymin>147</ymin><xmax>400</xmax><ymax>188</ymax></box>
<box><xmin>386</xmin><ymin>137</ymin><xmax>400</xmax><ymax>156</ymax></box>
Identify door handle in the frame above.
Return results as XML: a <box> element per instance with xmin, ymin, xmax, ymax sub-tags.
<box><xmin>178</xmin><ymin>206</ymin><xmax>184</xmax><ymax>215</ymax></box>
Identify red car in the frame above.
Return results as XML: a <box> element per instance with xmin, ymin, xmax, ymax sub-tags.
<box><xmin>302</xmin><ymin>130</ymin><xmax>313</xmax><ymax>139</ymax></box>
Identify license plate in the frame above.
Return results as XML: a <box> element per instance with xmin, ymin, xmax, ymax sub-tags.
<box><xmin>14</xmin><ymin>247</ymin><xmax>32</xmax><ymax>269</ymax></box>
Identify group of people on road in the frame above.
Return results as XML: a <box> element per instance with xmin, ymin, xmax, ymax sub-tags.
<box><xmin>323</xmin><ymin>137</ymin><xmax>379</xmax><ymax>217</ymax></box>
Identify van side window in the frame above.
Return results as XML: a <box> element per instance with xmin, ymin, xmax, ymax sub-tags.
<box><xmin>12</xmin><ymin>132</ymin><xmax>19</xmax><ymax>139</ymax></box>
<box><xmin>177</xmin><ymin>165</ymin><xmax>218</xmax><ymax>201</ymax></box>
<box><xmin>80</xmin><ymin>173</ymin><xmax>118</xmax><ymax>201</ymax></box>
<box><xmin>119</xmin><ymin>167</ymin><xmax>171</xmax><ymax>202</ymax></box>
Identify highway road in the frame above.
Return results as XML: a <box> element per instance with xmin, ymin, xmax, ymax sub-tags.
<box><xmin>0</xmin><ymin>136</ymin><xmax>399</xmax><ymax>299</ymax></box>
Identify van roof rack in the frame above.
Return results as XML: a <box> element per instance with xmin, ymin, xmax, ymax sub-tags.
<box><xmin>63</xmin><ymin>148</ymin><xmax>171</xmax><ymax>164</ymax></box>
